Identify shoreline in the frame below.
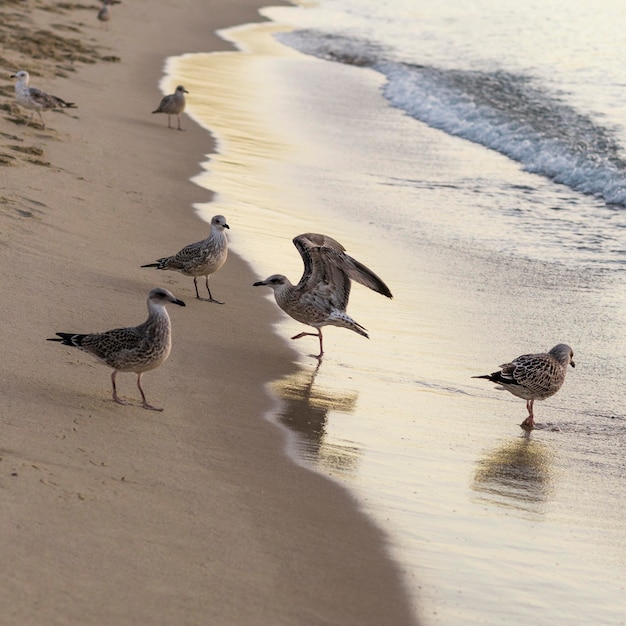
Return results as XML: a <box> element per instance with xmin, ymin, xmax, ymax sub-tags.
<box><xmin>0</xmin><ymin>1</ymin><xmax>417</xmax><ymax>624</ymax></box>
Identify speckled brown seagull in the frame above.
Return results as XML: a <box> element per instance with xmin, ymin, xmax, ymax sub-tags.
<box><xmin>152</xmin><ymin>85</ymin><xmax>189</xmax><ymax>130</ymax></box>
<box><xmin>473</xmin><ymin>343</ymin><xmax>575</xmax><ymax>429</ymax></box>
<box><xmin>11</xmin><ymin>70</ymin><xmax>77</xmax><ymax>129</ymax></box>
<box><xmin>141</xmin><ymin>214</ymin><xmax>230</xmax><ymax>303</ymax></box>
<box><xmin>47</xmin><ymin>288</ymin><xmax>185</xmax><ymax>411</ymax></box>
<box><xmin>253</xmin><ymin>233</ymin><xmax>393</xmax><ymax>359</ymax></box>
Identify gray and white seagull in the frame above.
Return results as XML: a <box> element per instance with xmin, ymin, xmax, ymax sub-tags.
<box><xmin>141</xmin><ymin>214</ymin><xmax>230</xmax><ymax>303</ymax></box>
<box><xmin>253</xmin><ymin>233</ymin><xmax>393</xmax><ymax>359</ymax></box>
<box><xmin>97</xmin><ymin>0</ymin><xmax>121</xmax><ymax>28</ymax></box>
<box><xmin>11</xmin><ymin>70</ymin><xmax>77</xmax><ymax>129</ymax></box>
<box><xmin>473</xmin><ymin>343</ymin><xmax>575</xmax><ymax>429</ymax></box>
<box><xmin>47</xmin><ymin>287</ymin><xmax>185</xmax><ymax>411</ymax></box>
<box><xmin>152</xmin><ymin>85</ymin><xmax>189</xmax><ymax>130</ymax></box>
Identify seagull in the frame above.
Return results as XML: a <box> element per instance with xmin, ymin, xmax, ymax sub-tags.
<box><xmin>473</xmin><ymin>343</ymin><xmax>575</xmax><ymax>429</ymax></box>
<box><xmin>253</xmin><ymin>233</ymin><xmax>393</xmax><ymax>359</ymax></box>
<box><xmin>11</xmin><ymin>70</ymin><xmax>77</xmax><ymax>130</ymax></box>
<box><xmin>47</xmin><ymin>287</ymin><xmax>185</xmax><ymax>411</ymax></box>
<box><xmin>152</xmin><ymin>85</ymin><xmax>189</xmax><ymax>130</ymax></box>
<box><xmin>97</xmin><ymin>0</ymin><xmax>121</xmax><ymax>27</ymax></box>
<box><xmin>141</xmin><ymin>214</ymin><xmax>230</xmax><ymax>303</ymax></box>
<box><xmin>97</xmin><ymin>0</ymin><xmax>112</xmax><ymax>28</ymax></box>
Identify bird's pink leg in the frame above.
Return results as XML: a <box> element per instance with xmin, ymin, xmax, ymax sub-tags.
<box><xmin>291</xmin><ymin>329</ymin><xmax>324</xmax><ymax>359</ymax></box>
<box><xmin>136</xmin><ymin>373</ymin><xmax>163</xmax><ymax>412</ymax></box>
<box><xmin>520</xmin><ymin>399</ymin><xmax>535</xmax><ymax>429</ymax></box>
<box><xmin>111</xmin><ymin>371</ymin><xmax>129</xmax><ymax>405</ymax></box>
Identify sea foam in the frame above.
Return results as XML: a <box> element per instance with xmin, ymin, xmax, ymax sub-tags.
<box><xmin>278</xmin><ymin>30</ymin><xmax>626</xmax><ymax>206</ymax></box>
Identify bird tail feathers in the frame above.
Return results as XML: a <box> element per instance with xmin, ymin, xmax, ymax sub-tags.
<box><xmin>47</xmin><ymin>332</ymin><xmax>86</xmax><ymax>347</ymax></box>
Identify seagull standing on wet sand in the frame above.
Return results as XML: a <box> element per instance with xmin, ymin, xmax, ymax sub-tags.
<box><xmin>141</xmin><ymin>215</ymin><xmax>230</xmax><ymax>303</ymax></box>
<box><xmin>47</xmin><ymin>288</ymin><xmax>185</xmax><ymax>411</ymax></box>
<box><xmin>253</xmin><ymin>233</ymin><xmax>393</xmax><ymax>359</ymax></box>
<box><xmin>11</xmin><ymin>70</ymin><xmax>77</xmax><ymax>130</ymax></box>
<box><xmin>152</xmin><ymin>85</ymin><xmax>189</xmax><ymax>130</ymax></box>
<box><xmin>473</xmin><ymin>343</ymin><xmax>575</xmax><ymax>429</ymax></box>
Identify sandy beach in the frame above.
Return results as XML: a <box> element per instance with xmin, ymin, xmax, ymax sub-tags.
<box><xmin>0</xmin><ymin>1</ymin><xmax>416</xmax><ymax>624</ymax></box>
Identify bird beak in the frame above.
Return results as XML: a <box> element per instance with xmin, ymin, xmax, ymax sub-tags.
<box><xmin>570</xmin><ymin>360</ymin><xmax>575</xmax><ymax>368</ymax></box>
<box><xmin>174</xmin><ymin>299</ymin><xmax>186</xmax><ymax>307</ymax></box>
<box><xmin>184</xmin><ymin>89</ymin><xmax>189</xmax><ymax>94</ymax></box>
<box><xmin>253</xmin><ymin>281</ymin><xmax>266</xmax><ymax>287</ymax></box>
<box><xmin>224</xmin><ymin>223</ymin><xmax>230</xmax><ymax>229</ymax></box>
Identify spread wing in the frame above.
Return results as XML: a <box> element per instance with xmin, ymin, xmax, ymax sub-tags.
<box><xmin>292</xmin><ymin>234</ymin><xmax>350</xmax><ymax>310</ymax></box>
<box><xmin>293</xmin><ymin>233</ymin><xmax>392</xmax><ymax>310</ymax></box>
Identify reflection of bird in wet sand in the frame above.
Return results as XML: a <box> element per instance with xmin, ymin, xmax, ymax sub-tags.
<box><xmin>473</xmin><ymin>436</ymin><xmax>553</xmax><ymax>513</ymax></box>
<box><xmin>152</xmin><ymin>85</ymin><xmax>189</xmax><ymax>130</ymax></box>
<box><xmin>253</xmin><ymin>233</ymin><xmax>393</xmax><ymax>359</ymax></box>
<box><xmin>272</xmin><ymin>362</ymin><xmax>360</xmax><ymax>474</ymax></box>
<box><xmin>141</xmin><ymin>215</ymin><xmax>229</xmax><ymax>303</ymax></box>
<box><xmin>473</xmin><ymin>343</ymin><xmax>575</xmax><ymax>429</ymax></box>
<box><xmin>47</xmin><ymin>288</ymin><xmax>185</xmax><ymax>411</ymax></box>
<box><xmin>11</xmin><ymin>70</ymin><xmax>77</xmax><ymax>130</ymax></box>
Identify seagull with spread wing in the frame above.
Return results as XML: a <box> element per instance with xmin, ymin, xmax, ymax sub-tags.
<box><xmin>254</xmin><ymin>233</ymin><xmax>393</xmax><ymax>359</ymax></box>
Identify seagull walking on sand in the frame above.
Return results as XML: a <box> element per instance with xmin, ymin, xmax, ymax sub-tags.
<box><xmin>11</xmin><ymin>70</ymin><xmax>77</xmax><ymax>130</ymax></box>
<box><xmin>47</xmin><ymin>287</ymin><xmax>185</xmax><ymax>411</ymax></box>
<box><xmin>152</xmin><ymin>85</ymin><xmax>189</xmax><ymax>130</ymax></box>
<box><xmin>97</xmin><ymin>1</ymin><xmax>110</xmax><ymax>27</ymax></box>
<box><xmin>142</xmin><ymin>214</ymin><xmax>230</xmax><ymax>303</ymax></box>
<box><xmin>253</xmin><ymin>233</ymin><xmax>393</xmax><ymax>359</ymax></box>
<box><xmin>97</xmin><ymin>0</ymin><xmax>119</xmax><ymax>28</ymax></box>
<box><xmin>473</xmin><ymin>343</ymin><xmax>575</xmax><ymax>429</ymax></box>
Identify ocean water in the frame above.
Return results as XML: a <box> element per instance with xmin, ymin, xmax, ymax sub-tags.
<box><xmin>164</xmin><ymin>1</ymin><xmax>626</xmax><ymax>623</ymax></box>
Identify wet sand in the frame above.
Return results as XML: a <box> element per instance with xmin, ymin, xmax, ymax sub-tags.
<box><xmin>0</xmin><ymin>1</ymin><xmax>417</xmax><ymax>624</ymax></box>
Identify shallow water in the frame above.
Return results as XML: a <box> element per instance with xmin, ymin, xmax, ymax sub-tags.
<box><xmin>162</xmin><ymin>11</ymin><xmax>626</xmax><ymax>626</ymax></box>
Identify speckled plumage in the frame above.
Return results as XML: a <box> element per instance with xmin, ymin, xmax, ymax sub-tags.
<box><xmin>11</xmin><ymin>70</ymin><xmax>77</xmax><ymax>129</ymax></box>
<box><xmin>152</xmin><ymin>85</ymin><xmax>189</xmax><ymax>130</ymax></box>
<box><xmin>142</xmin><ymin>214</ymin><xmax>229</xmax><ymax>303</ymax></box>
<box><xmin>47</xmin><ymin>287</ymin><xmax>185</xmax><ymax>411</ymax></box>
<box><xmin>253</xmin><ymin>233</ymin><xmax>393</xmax><ymax>359</ymax></box>
<box><xmin>473</xmin><ymin>343</ymin><xmax>575</xmax><ymax>428</ymax></box>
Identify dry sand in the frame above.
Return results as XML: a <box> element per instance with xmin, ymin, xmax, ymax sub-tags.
<box><xmin>0</xmin><ymin>0</ymin><xmax>417</xmax><ymax>624</ymax></box>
